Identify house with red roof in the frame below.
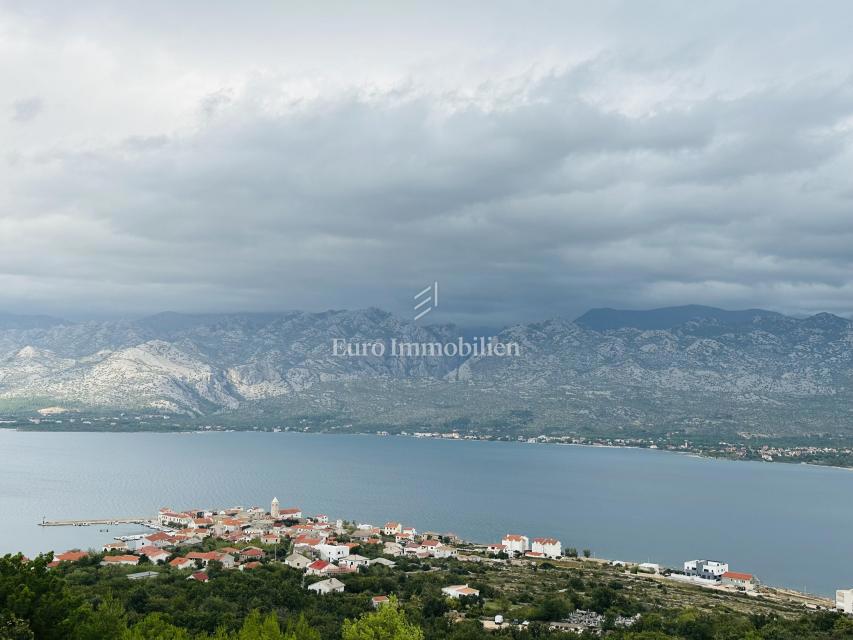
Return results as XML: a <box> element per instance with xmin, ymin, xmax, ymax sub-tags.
<box><xmin>101</xmin><ymin>555</ymin><xmax>140</xmax><ymax>567</ymax></box>
<box><xmin>239</xmin><ymin>547</ymin><xmax>265</xmax><ymax>562</ymax></box>
<box><xmin>721</xmin><ymin>571</ymin><xmax>758</xmax><ymax>590</ymax></box>
<box><xmin>138</xmin><ymin>546</ymin><xmax>170</xmax><ymax>564</ymax></box>
<box><xmin>169</xmin><ymin>557</ymin><xmax>195</xmax><ymax>570</ymax></box>
<box><xmin>306</xmin><ymin>559</ymin><xmax>334</xmax><ymax>576</ymax></box>
<box><xmin>186</xmin><ymin>551</ymin><xmax>235</xmax><ymax>569</ymax></box>
<box><xmin>441</xmin><ymin>584</ymin><xmax>480</xmax><ymax>599</ymax></box>
<box><xmin>501</xmin><ymin>534</ymin><xmax>529</xmax><ymax>555</ymax></box>
<box><xmin>371</xmin><ymin>595</ymin><xmax>390</xmax><ymax>608</ymax></box>
<box><xmin>48</xmin><ymin>550</ymin><xmax>88</xmax><ymax>568</ymax></box>
<box><xmin>531</xmin><ymin>537</ymin><xmax>562</xmax><ymax>558</ymax></box>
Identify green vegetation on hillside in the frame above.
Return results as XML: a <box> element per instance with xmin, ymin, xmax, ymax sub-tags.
<box><xmin>3</xmin><ymin>551</ymin><xmax>852</xmax><ymax>640</ymax></box>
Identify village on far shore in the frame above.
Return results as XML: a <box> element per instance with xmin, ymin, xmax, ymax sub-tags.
<box><xmin>36</xmin><ymin>496</ymin><xmax>846</xmax><ymax>631</ymax></box>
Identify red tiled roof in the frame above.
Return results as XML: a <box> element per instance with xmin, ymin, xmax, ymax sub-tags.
<box><xmin>103</xmin><ymin>555</ymin><xmax>139</xmax><ymax>564</ymax></box>
<box><xmin>146</xmin><ymin>532</ymin><xmax>172</xmax><ymax>542</ymax></box>
<box><xmin>723</xmin><ymin>571</ymin><xmax>754</xmax><ymax>581</ymax></box>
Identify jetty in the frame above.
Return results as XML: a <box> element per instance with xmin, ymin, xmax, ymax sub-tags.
<box><xmin>39</xmin><ymin>517</ymin><xmax>153</xmax><ymax>527</ymax></box>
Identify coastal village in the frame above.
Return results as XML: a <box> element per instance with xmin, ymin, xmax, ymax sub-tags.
<box><xmin>37</xmin><ymin>496</ymin><xmax>840</xmax><ymax>634</ymax></box>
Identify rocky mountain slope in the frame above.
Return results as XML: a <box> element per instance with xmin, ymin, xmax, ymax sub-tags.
<box><xmin>1</xmin><ymin>306</ymin><xmax>852</xmax><ymax>436</ymax></box>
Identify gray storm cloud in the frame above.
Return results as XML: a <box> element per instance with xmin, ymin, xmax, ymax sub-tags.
<box><xmin>2</xmin><ymin>1</ymin><xmax>853</xmax><ymax>324</ymax></box>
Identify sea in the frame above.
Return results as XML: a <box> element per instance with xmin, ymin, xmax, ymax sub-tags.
<box><xmin>0</xmin><ymin>429</ymin><xmax>848</xmax><ymax>595</ymax></box>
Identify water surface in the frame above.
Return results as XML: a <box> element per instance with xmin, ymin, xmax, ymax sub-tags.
<box><xmin>0</xmin><ymin>430</ymin><xmax>847</xmax><ymax>595</ymax></box>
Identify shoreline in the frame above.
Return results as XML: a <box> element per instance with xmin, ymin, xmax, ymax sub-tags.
<box><xmin>5</xmin><ymin>424</ymin><xmax>853</xmax><ymax>472</ymax></box>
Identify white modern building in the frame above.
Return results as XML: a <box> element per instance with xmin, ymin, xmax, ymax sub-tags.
<box><xmin>317</xmin><ymin>543</ymin><xmax>350</xmax><ymax>562</ymax></box>
<box><xmin>837</xmin><ymin>589</ymin><xmax>853</xmax><ymax>614</ymax></box>
<box><xmin>684</xmin><ymin>559</ymin><xmax>729</xmax><ymax>580</ymax></box>
<box><xmin>531</xmin><ymin>537</ymin><xmax>562</xmax><ymax>558</ymax></box>
<box><xmin>502</xmin><ymin>534</ymin><xmax>529</xmax><ymax>555</ymax></box>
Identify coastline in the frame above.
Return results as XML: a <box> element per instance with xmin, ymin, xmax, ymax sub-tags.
<box><xmin>5</xmin><ymin>423</ymin><xmax>853</xmax><ymax>472</ymax></box>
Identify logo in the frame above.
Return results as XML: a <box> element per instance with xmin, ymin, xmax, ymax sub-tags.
<box><xmin>413</xmin><ymin>281</ymin><xmax>439</xmax><ymax>321</ymax></box>
<box><xmin>330</xmin><ymin>282</ymin><xmax>520</xmax><ymax>358</ymax></box>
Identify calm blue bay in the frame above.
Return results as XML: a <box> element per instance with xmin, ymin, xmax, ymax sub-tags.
<box><xmin>0</xmin><ymin>430</ymin><xmax>848</xmax><ymax>595</ymax></box>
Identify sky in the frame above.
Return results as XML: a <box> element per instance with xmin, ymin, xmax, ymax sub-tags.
<box><xmin>2</xmin><ymin>1</ymin><xmax>853</xmax><ymax>326</ymax></box>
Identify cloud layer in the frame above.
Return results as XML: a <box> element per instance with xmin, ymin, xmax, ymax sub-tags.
<box><xmin>3</xmin><ymin>1</ymin><xmax>853</xmax><ymax>324</ymax></box>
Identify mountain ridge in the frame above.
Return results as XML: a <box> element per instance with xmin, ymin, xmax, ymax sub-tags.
<box><xmin>2</xmin><ymin>305</ymin><xmax>852</xmax><ymax>437</ymax></box>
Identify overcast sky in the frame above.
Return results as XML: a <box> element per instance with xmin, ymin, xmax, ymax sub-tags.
<box><xmin>3</xmin><ymin>1</ymin><xmax>853</xmax><ymax>326</ymax></box>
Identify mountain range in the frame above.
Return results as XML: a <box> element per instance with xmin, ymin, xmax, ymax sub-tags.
<box><xmin>2</xmin><ymin>305</ymin><xmax>852</xmax><ymax>437</ymax></box>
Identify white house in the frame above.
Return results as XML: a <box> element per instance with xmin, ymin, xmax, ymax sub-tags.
<box><xmin>837</xmin><ymin>589</ymin><xmax>853</xmax><ymax>614</ymax></box>
<box><xmin>501</xmin><ymin>534</ymin><xmax>529</xmax><ymax>555</ymax></box>
<box><xmin>279</xmin><ymin>507</ymin><xmax>302</xmax><ymax>520</ymax></box>
<box><xmin>317</xmin><ymin>543</ymin><xmax>350</xmax><ymax>562</ymax></box>
<box><xmin>432</xmin><ymin>545</ymin><xmax>457</xmax><ymax>559</ymax></box>
<box><xmin>307</xmin><ymin>577</ymin><xmax>345</xmax><ymax>595</ymax></box>
<box><xmin>383</xmin><ymin>522</ymin><xmax>403</xmax><ymax>535</ymax></box>
<box><xmin>531</xmin><ymin>538</ymin><xmax>562</xmax><ymax>558</ymax></box>
<box><xmin>338</xmin><ymin>554</ymin><xmax>370</xmax><ymax>570</ymax></box>
<box><xmin>138</xmin><ymin>546</ymin><xmax>170</xmax><ymax>564</ymax></box>
<box><xmin>721</xmin><ymin>571</ymin><xmax>758</xmax><ymax>590</ymax></box>
<box><xmin>158</xmin><ymin>509</ymin><xmax>193</xmax><ymax>528</ymax></box>
<box><xmin>125</xmin><ymin>536</ymin><xmax>151</xmax><ymax>552</ymax></box>
<box><xmin>684</xmin><ymin>560</ymin><xmax>729</xmax><ymax>580</ymax></box>
<box><xmin>441</xmin><ymin>584</ymin><xmax>480</xmax><ymax>599</ymax></box>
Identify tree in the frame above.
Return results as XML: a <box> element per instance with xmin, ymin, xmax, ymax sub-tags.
<box><xmin>582</xmin><ymin>549</ymin><xmax>591</xmax><ymax>558</ymax></box>
<box><xmin>0</xmin><ymin>615</ymin><xmax>34</xmax><ymax>640</ymax></box>
<box><xmin>123</xmin><ymin>613</ymin><xmax>192</xmax><ymax>640</ymax></box>
<box><xmin>0</xmin><ymin>554</ymin><xmax>81</xmax><ymax>640</ymax></box>
<box><xmin>283</xmin><ymin>614</ymin><xmax>320</xmax><ymax>640</ymax></box>
<box><xmin>535</xmin><ymin>593</ymin><xmax>572</xmax><ymax>621</ymax></box>
<box><xmin>342</xmin><ymin>598</ymin><xmax>423</xmax><ymax>640</ymax></box>
<box><xmin>74</xmin><ymin>596</ymin><xmax>127</xmax><ymax>640</ymax></box>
